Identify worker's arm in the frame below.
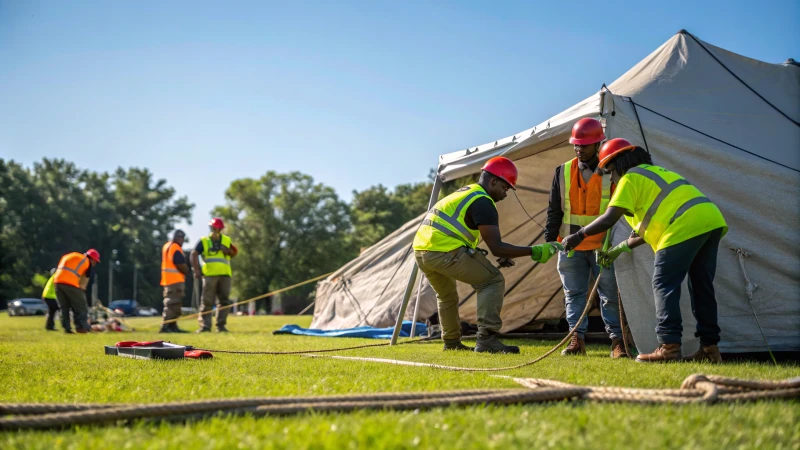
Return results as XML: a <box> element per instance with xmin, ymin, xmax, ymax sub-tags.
<box><xmin>626</xmin><ymin>233</ymin><xmax>647</xmax><ymax>249</ymax></box>
<box><xmin>544</xmin><ymin>167</ymin><xmax>563</xmax><ymax>243</ymax></box>
<box><xmin>79</xmin><ymin>276</ymin><xmax>90</xmax><ymax>291</ymax></box>
<box><xmin>190</xmin><ymin>251</ymin><xmax>202</xmax><ymax>278</ymax></box>
<box><xmin>176</xmin><ymin>263</ymin><xmax>190</xmax><ymax>276</ymax></box>
<box><xmin>561</xmin><ymin>206</ymin><xmax>627</xmax><ymax>251</ymax></box>
<box><xmin>478</xmin><ymin>225</ymin><xmax>533</xmax><ymax>259</ymax></box>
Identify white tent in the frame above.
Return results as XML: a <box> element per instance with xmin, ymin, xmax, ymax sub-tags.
<box><xmin>312</xmin><ymin>30</ymin><xmax>800</xmax><ymax>355</ymax></box>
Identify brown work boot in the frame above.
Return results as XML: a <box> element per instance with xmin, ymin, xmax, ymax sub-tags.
<box><xmin>685</xmin><ymin>344</ymin><xmax>723</xmax><ymax>363</ymax></box>
<box><xmin>561</xmin><ymin>334</ymin><xmax>586</xmax><ymax>356</ymax></box>
<box><xmin>635</xmin><ymin>343</ymin><xmax>681</xmax><ymax>363</ymax></box>
<box><xmin>610</xmin><ymin>338</ymin><xmax>628</xmax><ymax>359</ymax></box>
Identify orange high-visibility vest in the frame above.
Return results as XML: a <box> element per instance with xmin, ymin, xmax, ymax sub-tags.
<box><xmin>557</xmin><ymin>158</ymin><xmax>614</xmax><ymax>251</ymax></box>
<box><xmin>160</xmin><ymin>242</ymin><xmax>186</xmax><ymax>286</ymax></box>
<box><xmin>54</xmin><ymin>252</ymin><xmax>90</xmax><ymax>288</ymax></box>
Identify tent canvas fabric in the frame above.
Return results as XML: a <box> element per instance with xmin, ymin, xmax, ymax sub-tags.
<box><xmin>311</xmin><ymin>31</ymin><xmax>800</xmax><ymax>355</ymax></box>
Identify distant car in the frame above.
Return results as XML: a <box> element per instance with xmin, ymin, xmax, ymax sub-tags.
<box><xmin>108</xmin><ymin>299</ymin><xmax>140</xmax><ymax>317</ymax></box>
<box><xmin>136</xmin><ymin>307</ymin><xmax>159</xmax><ymax>317</ymax></box>
<box><xmin>7</xmin><ymin>298</ymin><xmax>48</xmax><ymax>316</ymax></box>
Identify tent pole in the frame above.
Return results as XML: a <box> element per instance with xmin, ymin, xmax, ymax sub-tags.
<box><xmin>409</xmin><ymin>276</ymin><xmax>425</xmax><ymax>337</ymax></box>
<box><xmin>390</xmin><ymin>175</ymin><xmax>443</xmax><ymax>345</ymax></box>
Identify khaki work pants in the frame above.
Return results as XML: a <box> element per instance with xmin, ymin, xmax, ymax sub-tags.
<box><xmin>162</xmin><ymin>282</ymin><xmax>185</xmax><ymax>323</ymax></box>
<box><xmin>415</xmin><ymin>247</ymin><xmax>505</xmax><ymax>342</ymax></box>
<box><xmin>199</xmin><ymin>276</ymin><xmax>232</xmax><ymax>330</ymax></box>
<box><xmin>55</xmin><ymin>284</ymin><xmax>90</xmax><ymax>332</ymax></box>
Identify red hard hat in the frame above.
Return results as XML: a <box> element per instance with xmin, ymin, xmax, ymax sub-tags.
<box><xmin>482</xmin><ymin>157</ymin><xmax>518</xmax><ymax>189</ymax></box>
<box><xmin>569</xmin><ymin>118</ymin><xmax>605</xmax><ymax>145</ymax></box>
<box><xmin>598</xmin><ymin>138</ymin><xmax>636</xmax><ymax>168</ymax></box>
<box><xmin>209</xmin><ymin>218</ymin><xmax>225</xmax><ymax>230</ymax></box>
<box><xmin>85</xmin><ymin>249</ymin><xmax>101</xmax><ymax>263</ymax></box>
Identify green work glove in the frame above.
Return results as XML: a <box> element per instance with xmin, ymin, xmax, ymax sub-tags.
<box><xmin>596</xmin><ymin>241</ymin><xmax>631</xmax><ymax>268</ymax></box>
<box><xmin>531</xmin><ymin>242</ymin><xmax>564</xmax><ymax>264</ymax></box>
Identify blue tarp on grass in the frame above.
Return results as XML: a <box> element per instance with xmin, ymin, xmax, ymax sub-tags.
<box><xmin>274</xmin><ymin>321</ymin><xmax>427</xmax><ymax>339</ymax></box>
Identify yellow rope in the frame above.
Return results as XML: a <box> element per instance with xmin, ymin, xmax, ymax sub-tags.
<box><xmin>137</xmin><ymin>271</ymin><xmax>333</xmax><ymax>330</ymax></box>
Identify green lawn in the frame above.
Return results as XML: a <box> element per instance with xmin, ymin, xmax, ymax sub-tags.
<box><xmin>1</xmin><ymin>314</ymin><xmax>797</xmax><ymax>449</ymax></box>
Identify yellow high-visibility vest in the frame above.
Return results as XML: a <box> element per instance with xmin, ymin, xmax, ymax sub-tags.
<box><xmin>413</xmin><ymin>184</ymin><xmax>495</xmax><ymax>253</ymax></box>
<box><xmin>200</xmin><ymin>234</ymin><xmax>232</xmax><ymax>276</ymax></box>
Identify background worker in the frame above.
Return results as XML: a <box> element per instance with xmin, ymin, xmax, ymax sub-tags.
<box><xmin>191</xmin><ymin>218</ymin><xmax>238</xmax><ymax>333</ymax></box>
<box><xmin>42</xmin><ymin>268</ymin><xmax>59</xmax><ymax>331</ymax></box>
<box><xmin>160</xmin><ymin>229</ymin><xmax>190</xmax><ymax>333</ymax></box>
<box><xmin>546</xmin><ymin>118</ymin><xmax>625</xmax><ymax>358</ymax></box>
<box><xmin>53</xmin><ymin>249</ymin><xmax>101</xmax><ymax>334</ymax></box>
<box><xmin>413</xmin><ymin>157</ymin><xmax>563</xmax><ymax>354</ymax></box>
<box><xmin>561</xmin><ymin>138</ymin><xmax>727</xmax><ymax>363</ymax></box>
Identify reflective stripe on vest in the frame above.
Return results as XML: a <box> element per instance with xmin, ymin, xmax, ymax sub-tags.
<box><xmin>626</xmin><ymin>167</ymin><xmax>711</xmax><ymax>238</ymax></box>
<box><xmin>558</xmin><ymin>158</ymin><xmax>611</xmax><ymax>250</ymax></box>
<box><xmin>201</xmin><ymin>235</ymin><xmax>233</xmax><ymax>276</ymax></box>
<box><xmin>54</xmin><ymin>253</ymin><xmax>89</xmax><ymax>288</ymax></box>
<box><xmin>412</xmin><ymin>184</ymin><xmax>495</xmax><ymax>252</ymax></box>
<box><xmin>161</xmin><ymin>241</ymin><xmax>186</xmax><ymax>286</ymax></box>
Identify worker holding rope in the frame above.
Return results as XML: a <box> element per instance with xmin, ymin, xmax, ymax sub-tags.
<box><xmin>561</xmin><ymin>138</ymin><xmax>727</xmax><ymax>363</ymax></box>
<box><xmin>159</xmin><ymin>230</ymin><xmax>190</xmax><ymax>333</ymax></box>
<box><xmin>413</xmin><ymin>157</ymin><xmax>562</xmax><ymax>354</ymax></box>
<box><xmin>546</xmin><ymin>118</ymin><xmax>626</xmax><ymax>358</ymax></box>
<box><xmin>191</xmin><ymin>218</ymin><xmax>238</xmax><ymax>333</ymax></box>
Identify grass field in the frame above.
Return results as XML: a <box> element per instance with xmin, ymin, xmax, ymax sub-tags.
<box><xmin>1</xmin><ymin>313</ymin><xmax>797</xmax><ymax>449</ymax></box>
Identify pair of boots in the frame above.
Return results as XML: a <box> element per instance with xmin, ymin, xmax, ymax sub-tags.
<box><xmin>196</xmin><ymin>325</ymin><xmax>229</xmax><ymax>333</ymax></box>
<box><xmin>561</xmin><ymin>335</ymin><xmax>629</xmax><ymax>359</ymax></box>
<box><xmin>443</xmin><ymin>331</ymin><xmax>519</xmax><ymax>354</ymax></box>
<box><xmin>159</xmin><ymin>322</ymin><xmax>189</xmax><ymax>333</ymax></box>
<box><xmin>635</xmin><ymin>343</ymin><xmax>722</xmax><ymax>363</ymax></box>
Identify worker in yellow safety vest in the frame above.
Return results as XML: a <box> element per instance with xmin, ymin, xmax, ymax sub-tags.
<box><xmin>191</xmin><ymin>218</ymin><xmax>238</xmax><ymax>333</ymax></box>
<box><xmin>561</xmin><ymin>139</ymin><xmax>728</xmax><ymax>363</ymax></box>
<box><xmin>546</xmin><ymin>118</ymin><xmax>625</xmax><ymax>358</ymax></box>
<box><xmin>53</xmin><ymin>249</ymin><xmax>101</xmax><ymax>334</ymax></box>
<box><xmin>413</xmin><ymin>157</ymin><xmax>563</xmax><ymax>354</ymax></box>
<box><xmin>159</xmin><ymin>230</ymin><xmax>190</xmax><ymax>333</ymax></box>
<box><xmin>42</xmin><ymin>268</ymin><xmax>59</xmax><ymax>331</ymax></box>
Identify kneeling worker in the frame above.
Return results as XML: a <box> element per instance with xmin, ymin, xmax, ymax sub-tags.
<box><xmin>561</xmin><ymin>139</ymin><xmax>727</xmax><ymax>363</ymax></box>
<box><xmin>160</xmin><ymin>229</ymin><xmax>190</xmax><ymax>333</ymax></box>
<box><xmin>413</xmin><ymin>157</ymin><xmax>562</xmax><ymax>354</ymax></box>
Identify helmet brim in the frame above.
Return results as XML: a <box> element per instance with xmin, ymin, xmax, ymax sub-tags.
<box><xmin>569</xmin><ymin>135</ymin><xmax>605</xmax><ymax>145</ymax></box>
<box><xmin>598</xmin><ymin>145</ymin><xmax>636</xmax><ymax>168</ymax></box>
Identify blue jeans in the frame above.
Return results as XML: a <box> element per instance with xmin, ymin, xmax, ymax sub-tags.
<box><xmin>557</xmin><ymin>250</ymin><xmax>622</xmax><ymax>339</ymax></box>
<box><xmin>653</xmin><ymin>228</ymin><xmax>723</xmax><ymax>346</ymax></box>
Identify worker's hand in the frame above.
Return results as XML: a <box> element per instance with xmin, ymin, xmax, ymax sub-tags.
<box><xmin>531</xmin><ymin>242</ymin><xmax>564</xmax><ymax>264</ymax></box>
<box><xmin>561</xmin><ymin>229</ymin><xmax>585</xmax><ymax>252</ymax></box>
<box><xmin>220</xmin><ymin>245</ymin><xmax>232</xmax><ymax>256</ymax></box>
<box><xmin>193</xmin><ymin>270</ymin><xmax>202</xmax><ymax>279</ymax></box>
<box><xmin>496</xmin><ymin>257</ymin><xmax>515</xmax><ymax>268</ymax></box>
<box><xmin>596</xmin><ymin>241</ymin><xmax>631</xmax><ymax>268</ymax></box>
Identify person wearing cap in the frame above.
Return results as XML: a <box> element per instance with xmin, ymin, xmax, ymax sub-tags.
<box><xmin>159</xmin><ymin>230</ymin><xmax>190</xmax><ymax>333</ymax></box>
<box><xmin>561</xmin><ymin>139</ymin><xmax>728</xmax><ymax>363</ymax></box>
<box><xmin>53</xmin><ymin>249</ymin><xmax>101</xmax><ymax>334</ymax></box>
<box><xmin>546</xmin><ymin>118</ymin><xmax>625</xmax><ymax>358</ymax></box>
<box><xmin>413</xmin><ymin>157</ymin><xmax>563</xmax><ymax>354</ymax></box>
<box><xmin>41</xmin><ymin>268</ymin><xmax>59</xmax><ymax>331</ymax></box>
<box><xmin>191</xmin><ymin>218</ymin><xmax>238</xmax><ymax>333</ymax></box>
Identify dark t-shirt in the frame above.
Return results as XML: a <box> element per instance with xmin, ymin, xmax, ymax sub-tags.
<box><xmin>464</xmin><ymin>197</ymin><xmax>498</xmax><ymax>230</ymax></box>
<box><xmin>173</xmin><ymin>249</ymin><xmax>186</xmax><ymax>265</ymax></box>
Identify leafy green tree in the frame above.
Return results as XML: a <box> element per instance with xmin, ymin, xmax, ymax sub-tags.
<box><xmin>350</xmin><ymin>181</ymin><xmax>433</xmax><ymax>250</ymax></box>
<box><xmin>212</xmin><ymin>171</ymin><xmax>356</xmax><ymax>310</ymax></box>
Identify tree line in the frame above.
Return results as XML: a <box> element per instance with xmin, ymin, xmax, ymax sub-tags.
<box><xmin>0</xmin><ymin>158</ymin><xmax>432</xmax><ymax>310</ymax></box>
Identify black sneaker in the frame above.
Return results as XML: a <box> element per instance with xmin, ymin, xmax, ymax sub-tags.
<box><xmin>474</xmin><ymin>334</ymin><xmax>520</xmax><ymax>354</ymax></box>
<box><xmin>216</xmin><ymin>326</ymin><xmax>229</xmax><ymax>333</ymax></box>
<box><xmin>443</xmin><ymin>341</ymin><xmax>473</xmax><ymax>351</ymax></box>
<box><xmin>195</xmin><ymin>328</ymin><xmax>211</xmax><ymax>333</ymax></box>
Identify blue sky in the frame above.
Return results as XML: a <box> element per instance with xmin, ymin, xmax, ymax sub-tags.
<box><xmin>1</xmin><ymin>0</ymin><xmax>797</xmax><ymax>244</ymax></box>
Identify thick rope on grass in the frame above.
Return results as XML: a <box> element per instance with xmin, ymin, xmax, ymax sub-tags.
<box><xmin>1</xmin><ymin>375</ymin><xmax>796</xmax><ymax>430</ymax></box>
